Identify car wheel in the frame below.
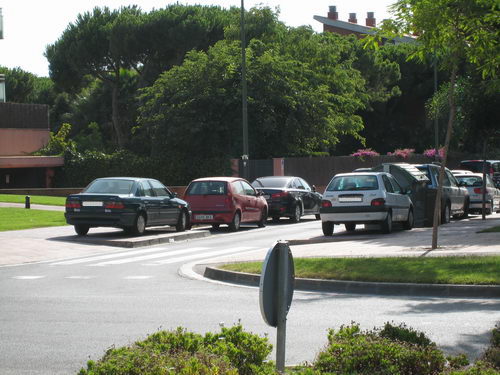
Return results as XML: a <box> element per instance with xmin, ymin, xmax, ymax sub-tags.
<box><xmin>441</xmin><ymin>203</ymin><xmax>451</xmax><ymax>224</ymax></box>
<box><xmin>322</xmin><ymin>221</ymin><xmax>334</xmax><ymax>236</ymax></box>
<box><xmin>315</xmin><ymin>214</ymin><xmax>321</xmax><ymax>220</ymax></box>
<box><xmin>403</xmin><ymin>209</ymin><xmax>414</xmax><ymax>230</ymax></box>
<box><xmin>228</xmin><ymin>212</ymin><xmax>241</xmax><ymax>232</ymax></box>
<box><xmin>257</xmin><ymin>209</ymin><xmax>267</xmax><ymax>228</ymax></box>
<box><xmin>175</xmin><ymin>210</ymin><xmax>188</xmax><ymax>232</ymax></box>
<box><xmin>381</xmin><ymin>211</ymin><xmax>392</xmax><ymax>234</ymax></box>
<box><xmin>211</xmin><ymin>224</ymin><xmax>220</xmax><ymax>230</ymax></box>
<box><xmin>345</xmin><ymin>223</ymin><xmax>356</xmax><ymax>232</ymax></box>
<box><xmin>272</xmin><ymin>216</ymin><xmax>280</xmax><ymax>223</ymax></box>
<box><xmin>291</xmin><ymin>203</ymin><xmax>301</xmax><ymax>223</ymax></box>
<box><xmin>74</xmin><ymin>224</ymin><xmax>89</xmax><ymax>236</ymax></box>
<box><xmin>486</xmin><ymin>201</ymin><xmax>493</xmax><ymax>215</ymax></box>
<box><xmin>459</xmin><ymin>199</ymin><xmax>469</xmax><ymax>219</ymax></box>
<box><xmin>131</xmin><ymin>213</ymin><xmax>146</xmax><ymax>235</ymax></box>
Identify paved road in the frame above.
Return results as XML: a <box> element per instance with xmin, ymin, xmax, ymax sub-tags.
<box><xmin>0</xmin><ymin>214</ymin><xmax>499</xmax><ymax>374</ymax></box>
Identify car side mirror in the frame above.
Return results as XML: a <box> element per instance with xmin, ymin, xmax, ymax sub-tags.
<box><xmin>312</xmin><ymin>185</ymin><xmax>317</xmax><ymax>192</ymax></box>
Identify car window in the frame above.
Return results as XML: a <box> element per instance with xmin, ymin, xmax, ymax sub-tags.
<box><xmin>140</xmin><ymin>181</ymin><xmax>154</xmax><ymax>197</ymax></box>
<box><xmin>149</xmin><ymin>180</ymin><xmax>171</xmax><ymax>197</ymax></box>
<box><xmin>447</xmin><ymin>171</ymin><xmax>460</xmax><ymax>187</ymax></box>
<box><xmin>388</xmin><ymin>175</ymin><xmax>402</xmax><ymax>194</ymax></box>
<box><xmin>326</xmin><ymin>175</ymin><xmax>379</xmax><ymax>191</ymax></box>
<box><xmin>492</xmin><ymin>162</ymin><xmax>500</xmax><ymax>173</ymax></box>
<box><xmin>295</xmin><ymin>178</ymin><xmax>306</xmax><ymax>190</ymax></box>
<box><xmin>186</xmin><ymin>181</ymin><xmax>227</xmax><ymax>195</ymax></box>
<box><xmin>84</xmin><ymin>179</ymin><xmax>135</xmax><ymax>194</ymax></box>
<box><xmin>231</xmin><ymin>181</ymin><xmax>245</xmax><ymax>195</ymax></box>
<box><xmin>299</xmin><ymin>178</ymin><xmax>311</xmax><ymax>191</ymax></box>
<box><xmin>443</xmin><ymin>170</ymin><xmax>452</xmax><ymax>187</ymax></box>
<box><xmin>240</xmin><ymin>180</ymin><xmax>256</xmax><ymax>196</ymax></box>
<box><xmin>456</xmin><ymin>176</ymin><xmax>482</xmax><ymax>186</ymax></box>
<box><xmin>382</xmin><ymin>175</ymin><xmax>394</xmax><ymax>193</ymax></box>
<box><xmin>251</xmin><ymin>177</ymin><xmax>289</xmax><ymax>188</ymax></box>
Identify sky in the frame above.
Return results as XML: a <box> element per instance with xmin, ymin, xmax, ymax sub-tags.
<box><xmin>0</xmin><ymin>0</ymin><xmax>394</xmax><ymax>77</ymax></box>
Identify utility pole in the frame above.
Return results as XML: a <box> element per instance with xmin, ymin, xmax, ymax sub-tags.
<box><xmin>240</xmin><ymin>0</ymin><xmax>249</xmax><ymax>179</ymax></box>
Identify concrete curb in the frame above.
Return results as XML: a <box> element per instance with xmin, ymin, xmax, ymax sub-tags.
<box><xmin>203</xmin><ymin>266</ymin><xmax>500</xmax><ymax>298</ymax></box>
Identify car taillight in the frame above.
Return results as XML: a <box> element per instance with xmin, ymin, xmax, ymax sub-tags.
<box><xmin>321</xmin><ymin>200</ymin><xmax>332</xmax><ymax>208</ymax></box>
<box><xmin>104</xmin><ymin>201</ymin><xmax>125</xmax><ymax>209</ymax></box>
<box><xmin>371</xmin><ymin>198</ymin><xmax>386</xmax><ymax>207</ymax></box>
<box><xmin>474</xmin><ymin>188</ymin><xmax>485</xmax><ymax>194</ymax></box>
<box><xmin>65</xmin><ymin>201</ymin><xmax>81</xmax><ymax>209</ymax></box>
<box><xmin>271</xmin><ymin>191</ymin><xmax>289</xmax><ymax>199</ymax></box>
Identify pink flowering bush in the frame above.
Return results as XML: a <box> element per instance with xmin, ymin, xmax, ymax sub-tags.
<box><xmin>423</xmin><ymin>147</ymin><xmax>445</xmax><ymax>159</ymax></box>
<box><xmin>351</xmin><ymin>148</ymin><xmax>380</xmax><ymax>158</ymax></box>
<box><xmin>387</xmin><ymin>148</ymin><xmax>415</xmax><ymax>158</ymax></box>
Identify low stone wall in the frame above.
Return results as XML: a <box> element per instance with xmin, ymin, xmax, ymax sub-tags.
<box><xmin>0</xmin><ymin>186</ymin><xmax>188</xmax><ymax>197</ymax></box>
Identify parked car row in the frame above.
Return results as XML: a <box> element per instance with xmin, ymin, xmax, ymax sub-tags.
<box><xmin>65</xmin><ymin>175</ymin><xmax>322</xmax><ymax>236</ymax></box>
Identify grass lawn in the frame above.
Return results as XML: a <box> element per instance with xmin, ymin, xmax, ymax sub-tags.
<box><xmin>479</xmin><ymin>225</ymin><xmax>500</xmax><ymax>233</ymax></box>
<box><xmin>0</xmin><ymin>194</ymin><xmax>66</xmax><ymax>206</ymax></box>
<box><xmin>0</xmin><ymin>207</ymin><xmax>67</xmax><ymax>231</ymax></box>
<box><xmin>221</xmin><ymin>256</ymin><xmax>500</xmax><ymax>285</ymax></box>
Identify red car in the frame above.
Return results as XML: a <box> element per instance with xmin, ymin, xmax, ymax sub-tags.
<box><xmin>184</xmin><ymin>177</ymin><xmax>268</xmax><ymax>231</ymax></box>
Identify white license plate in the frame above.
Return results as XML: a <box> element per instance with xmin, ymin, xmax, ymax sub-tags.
<box><xmin>82</xmin><ymin>201</ymin><xmax>103</xmax><ymax>207</ymax></box>
<box><xmin>195</xmin><ymin>214</ymin><xmax>213</xmax><ymax>220</ymax></box>
<box><xmin>339</xmin><ymin>197</ymin><xmax>362</xmax><ymax>202</ymax></box>
<box><xmin>264</xmin><ymin>195</ymin><xmax>270</xmax><ymax>200</ymax></box>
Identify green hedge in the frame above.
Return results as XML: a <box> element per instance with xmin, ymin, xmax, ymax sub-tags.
<box><xmin>55</xmin><ymin>149</ymin><xmax>232</xmax><ymax>187</ymax></box>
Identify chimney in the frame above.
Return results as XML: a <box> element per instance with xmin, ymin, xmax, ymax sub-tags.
<box><xmin>366</xmin><ymin>12</ymin><xmax>376</xmax><ymax>27</ymax></box>
<box><xmin>348</xmin><ymin>13</ymin><xmax>357</xmax><ymax>24</ymax></box>
<box><xmin>327</xmin><ymin>6</ymin><xmax>338</xmax><ymax>20</ymax></box>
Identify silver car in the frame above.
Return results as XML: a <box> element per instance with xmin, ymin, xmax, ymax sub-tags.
<box><xmin>320</xmin><ymin>172</ymin><xmax>414</xmax><ymax>235</ymax></box>
<box><xmin>454</xmin><ymin>173</ymin><xmax>500</xmax><ymax>214</ymax></box>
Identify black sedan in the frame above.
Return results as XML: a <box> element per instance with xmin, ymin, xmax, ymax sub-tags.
<box><xmin>65</xmin><ymin>177</ymin><xmax>191</xmax><ymax>236</ymax></box>
<box><xmin>251</xmin><ymin>176</ymin><xmax>322</xmax><ymax>222</ymax></box>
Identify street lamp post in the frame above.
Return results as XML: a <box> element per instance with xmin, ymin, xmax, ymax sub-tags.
<box><xmin>241</xmin><ymin>0</ymin><xmax>249</xmax><ymax>179</ymax></box>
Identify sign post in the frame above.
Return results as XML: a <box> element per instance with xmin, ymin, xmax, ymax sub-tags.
<box><xmin>259</xmin><ymin>241</ymin><xmax>295</xmax><ymax>373</ymax></box>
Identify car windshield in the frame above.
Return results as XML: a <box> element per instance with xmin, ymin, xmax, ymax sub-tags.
<box><xmin>326</xmin><ymin>175</ymin><xmax>379</xmax><ymax>191</ymax></box>
<box><xmin>84</xmin><ymin>179</ymin><xmax>135</xmax><ymax>194</ymax></box>
<box><xmin>460</xmin><ymin>161</ymin><xmax>489</xmax><ymax>173</ymax></box>
<box><xmin>456</xmin><ymin>176</ymin><xmax>483</xmax><ymax>186</ymax></box>
<box><xmin>252</xmin><ymin>177</ymin><xmax>290</xmax><ymax>188</ymax></box>
<box><xmin>186</xmin><ymin>181</ymin><xmax>227</xmax><ymax>195</ymax></box>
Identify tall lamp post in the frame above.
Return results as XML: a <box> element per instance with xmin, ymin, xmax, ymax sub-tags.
<box><xmin>241</xmin><ymin>0</ymin><xmax>249</xmax><ymax>179</ymax></box>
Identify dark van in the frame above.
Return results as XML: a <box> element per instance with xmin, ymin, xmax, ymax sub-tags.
<box><xmin>460</xmin><ymin>160</ymin><xmax>500</xmax><ymax>187</ymax></box>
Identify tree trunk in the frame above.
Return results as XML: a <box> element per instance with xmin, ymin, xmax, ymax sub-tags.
<box><xmin>111</xmin><ymin>78</ymin><xmax>125</xmax><ymax>148</ymax></box>
<box><xmin>431</xmin><ymin>64</ymin><xmax>458</xmax><ymax>249</ymax></box>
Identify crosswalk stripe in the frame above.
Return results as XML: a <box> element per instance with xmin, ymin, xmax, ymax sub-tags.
<box><xmin>91</xmin><ymin>247</ymin><xmax>210</xmax><ymax>266</ymax></box>
<box><xmin>12</xmin><ymin>276</ymin><xmax>45</xmax><ymax>280</ymax></box>
<box><xmin>49</xmin><ymin>246</ymin><xmax>200</xmax><ymax>266</ymax></box>
<box><xmin>144</xmin><ymin>246</ymin><xmax>255</xmax><ymax>266</ymax></box>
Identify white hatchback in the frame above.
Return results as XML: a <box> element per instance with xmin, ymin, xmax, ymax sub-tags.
<box><xmin>320</xmin><ymin>172</ymin><xmax>414</xmax><ymax>235</ymax></box>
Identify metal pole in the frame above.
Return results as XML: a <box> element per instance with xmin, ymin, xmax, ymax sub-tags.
<box><xmin>276</xmin><ymin>243</ymin><xmax>287</xmax><ymax>373</ymax></box>
<box><xmin>482</xmin><ymin>140</ymin><xmax>487</xmax><ymax>220</ymax></box>
<box><xmin>241</xmin><ymin>0</ymin><xmax>249</xmax><ymax>179</ymax></box>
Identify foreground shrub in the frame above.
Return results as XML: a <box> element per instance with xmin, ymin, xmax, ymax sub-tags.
<box><xmin>313</xmin><ymin>323</ymin><xmax>446</xmax><ymax>375</ymax></box>
<box><xmin>481</xmin><ymin>324</ymin><xmax>500</xmax><ymax>369</ymax></box>
<box><xmin>78</xmin><ymin>324</ymin><xmax>273</xmax><ymax>375</ymax></box>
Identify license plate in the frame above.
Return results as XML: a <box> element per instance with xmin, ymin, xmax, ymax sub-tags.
<box><xmin>195</xmin><ymin>214</ymin><xmax>213</xmax><ymax>220</ymax></box>
<box><xmin>263</xmin><ymin>195</ymin><xmax>270</xmax><ymax>200</ymax></box>
<box><xmin>339</xmin><ymin>197</ymin><xmax>362</xmax><ymax>202</ymax></box>
<box><xmin>82</xmin><ymin>201</ymin><xmax>103</xmax><ymax>207</ymax></box>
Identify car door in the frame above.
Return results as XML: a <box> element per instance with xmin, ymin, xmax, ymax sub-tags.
<box><xmin>445</xmin><ymin>170</ymin><xmax>464</xmax><ymax>212</ymax></box>
<box><xmin>139</xmin><ymin>180</ymin><xmax>159</xmax><ymax>224</ymax></box>
<box><xmin>149</xmin><ymin>179</ymin><xmax>179</xmax><ymax>225</ymax></box>
<box><xmin>388</xmin><ymin>174</ymin><xmax>409</xmax><ymax>221</ymax></box>
<box><xmin>381</xmin><ymin>174</ymin><xmax>400</xmax><ymax>220</ymax></box>
<box><xmin>240</xmin><ymin>180</ymin><xmax>261</xmax><ymax>221</ymax></box>
<box><xmin>297</xmin><ymin>177</ymin><xmax>315</xmax><ymax>214</ymax></box>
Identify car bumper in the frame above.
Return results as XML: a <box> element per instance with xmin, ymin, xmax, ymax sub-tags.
<box><xmin>65</xmin><ymin>211</ymin><xmax>136</xmax><ymax>227</ymax></box>
<box><xmin>320</xmin><ymin>206</ymin><xmax>388</xmax><ymax>224</ymax></box>
<box><xmin>190</xmin><ymin>210</ymin><xmax>233</xmax><ymax>224</ymax></box>
<box><xmin>469</xmin><ymin>201</ymin><xmax>493</xmax><ymax>210</ymax></box>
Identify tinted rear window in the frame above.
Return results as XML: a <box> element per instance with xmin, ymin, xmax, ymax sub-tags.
<box><xmin>326</xmin><ymin>175</ymin><xmax>379</xmax><ymax>191</ymax></box>
<box><xmin>455</xmin><ymin>176</ymin><xmax>483</xmax><ymax>186</ymax></box>
<box><xmin>84</xmin><ymin>179</ymin><xmax>135</xmax><ymax>194</ymax></box>
<box><xmin>252</xmin><ymin>177</ymin><xmax>290</xmax><ymax>188</ymax></box>
<box><xmin>460</xmin><ymin>161</ymin><xmax>490</xmax><ymax>173</ymax></box>
<box><xmin>186</xmin><ymin>181</ymin><xmax>227</xmax><ymax>195</ymax></box>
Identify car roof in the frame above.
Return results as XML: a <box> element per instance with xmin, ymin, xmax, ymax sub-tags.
<box><xmin>455</xmin><ymin>173</ymin><xmax>486</xmax><ymax>178</ymax></box>
<box><xmin>333</xmin><ymin>172</ymin><xmax>386</xmax><ymax>177</ymax></box>
<box><xmin>190</xmin><ymin>177</ymin><xmax>245</xmax><ymax>183</ymax></box>
<box><xmin>461</xmin><ymin>160</ymin><xmax>500</xmax><ymax>163</ymax></box>
<box><xmin>254</xmin><ymin>176</ymin><xmax>295</xmax><ymax>180</ymax></box>
<box><xmin>93</xmin><ymin>177</ymin><xmax>148</xmax><ymax>181</ymax></box>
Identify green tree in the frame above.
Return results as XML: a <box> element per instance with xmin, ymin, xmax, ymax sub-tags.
<box><xmin>368</xmin><ymin>0</ymin><xmax>499</xmax><ymax>249</ymax></box>
<box><xmin>0</xmin><ymin>66</ymin><xmax>36</xmax><ymax>103</ymax></box>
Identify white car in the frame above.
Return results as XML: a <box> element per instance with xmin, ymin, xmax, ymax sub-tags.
<box><xmin>454</xmin><ymin>173</ymin><xmax>500</xmax><ymax>214</ymax></box>
<box><xmin>320</xmin><ymin>172</ymin><xmax>414</xmax><ymax>235</ymax></box>
<box><xmin>451</xmin><ymin>169</ymin><xmax>473</xmax><ymax>175</ymax></box>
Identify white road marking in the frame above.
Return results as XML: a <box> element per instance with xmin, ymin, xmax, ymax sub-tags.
<box><xmin>49</xmin><ymin>246</ymin><xmax>204</xmax><ymax>266</ymax></box>
<box><xmin>12</xmin><ymin>276</ymin><xmax>45</xmax><ymax>280</ymax></box>
<box><xmin>123</xmin><ymin>276</ymin><xmax>152</xmax><ymax>280</ymax></box>
<box><xmin>144</xmin><ymin>246</ymin><xmax>255</xmax><ymax>266</ymax></box>
<box><xmin>91</xmin><ymin>247</ymin><xmax>210</xmax><ymax>266</ymax></box>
